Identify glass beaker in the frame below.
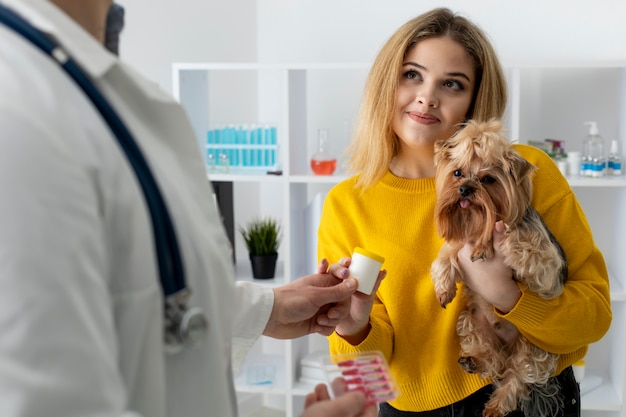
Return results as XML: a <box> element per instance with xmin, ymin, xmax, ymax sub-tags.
<box><xmin>310</xmin><ymin>128</ymin><xmax>337</xmax><ymax>175</ymax></box>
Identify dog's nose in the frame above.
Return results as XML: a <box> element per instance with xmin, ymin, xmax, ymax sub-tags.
<box><xmin>459</xmin><ymin>185</ymin><xmax>474</xmax><ymax>197</ymax></box>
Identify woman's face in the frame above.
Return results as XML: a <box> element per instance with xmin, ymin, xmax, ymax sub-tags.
<box><xmin>392</xmin><ymin>36</ymin><xmax>476</xmax><ymax>150</ymax></box>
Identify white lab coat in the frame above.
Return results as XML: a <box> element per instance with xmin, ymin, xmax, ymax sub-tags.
<box><xmin>0</xmin><ymin>1</ymin><xmax>274</xmax><ymax>416</ymax></box>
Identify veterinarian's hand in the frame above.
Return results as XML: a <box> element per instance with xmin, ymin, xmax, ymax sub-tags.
<box><xmin>302</xmin><ymin>377</ymin><xmax>378</xmax><ymax>417</ymax></box>
<box><xmin>458</xmin><ymin>221</ymin><xmax>521</xmax><ymax>314</ymax></box>
<box><xmin>330</xmin><ymin>257</ymin><xmax>387</xmax><ymax>345</ymax></box>
<box><xmin>264</xmin><ymin>259</ymin><xmax>361</xmax><ymax>339</ymax></box>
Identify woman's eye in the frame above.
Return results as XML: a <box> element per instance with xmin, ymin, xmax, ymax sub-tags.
<box><xmin>403</xmin><ymin>70</ymin><xmax>422</xmax><ymax>81</ymax></box>
<box><xmin>443</xmin><ymin>79</ymin><xmax>464</xmax><ymax>91</ymax></box>
<box><xmin>481</xmin><ymin>176</ymin><xmax>496</xmax><ymax>184</ymax></box>
<box><xmin>453</xmin><ymin>169</ymin><xmax>462</xmax><ymax>178</ymax></box>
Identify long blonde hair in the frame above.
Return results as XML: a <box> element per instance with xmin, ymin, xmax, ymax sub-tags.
<box><xmin>348</xmin><ymin>8</ymin><xmax>507</xmax><ymax>190</ymax></box>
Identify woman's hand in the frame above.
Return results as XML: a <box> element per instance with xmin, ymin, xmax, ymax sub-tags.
<box><xmin>457</xmin><ymin>221</ymin><xmax>521</xmax><ymax>314</ymax></box>
<box><xmin>301</xmin><ymin>378</ymin><xmax>378</xmax><ymax>417</ymax></box>
<box><xmin>330</xmin><ymin>258</ymin><xmax>386</xmax><ymax>345</ymax></box>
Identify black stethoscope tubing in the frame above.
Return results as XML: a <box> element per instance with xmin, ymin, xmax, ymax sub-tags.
<box><xmin>0</xmin><ymin>4</ymin><xmax>185</xmax><ymax>297</ymax></box>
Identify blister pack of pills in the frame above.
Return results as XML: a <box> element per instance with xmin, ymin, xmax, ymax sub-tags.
<box><xmin>322</xmin><ymin>351</ymin><xmax>400</xmax><ymax>404</ymax></box>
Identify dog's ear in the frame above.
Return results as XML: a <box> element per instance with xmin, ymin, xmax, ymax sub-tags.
<box><xmin>434</xmin><ymin>139</ymin><xmax>450</xmax><ymax>166</ymax></box>
<box><xmin>507</xmin><ymin>151</ymin><xmax>537</xmax><ymax>185</ymax></box>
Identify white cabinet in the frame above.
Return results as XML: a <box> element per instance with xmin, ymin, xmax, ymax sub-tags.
<box><xmin>173</xmin><ymin>62</ymin><xmax>626</xmax><ymax>417</ymax></box>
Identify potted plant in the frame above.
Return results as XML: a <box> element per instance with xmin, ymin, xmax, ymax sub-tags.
<box><xmin>238</xmin><ymin>216</ymin><xmax>281</xmax><ymax>279</ymax></box>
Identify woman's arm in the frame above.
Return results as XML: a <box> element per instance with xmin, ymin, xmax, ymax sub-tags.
<box><xmin>318</xmin><ymin>181</ymin><xmax>392</xmax><ymax>356</ymax></box>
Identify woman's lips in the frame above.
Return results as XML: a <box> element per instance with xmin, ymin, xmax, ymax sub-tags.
<box><xmin>407</xmin><ymin>111</ymin><xmax>439</xmax><ymax>125</ymax></box>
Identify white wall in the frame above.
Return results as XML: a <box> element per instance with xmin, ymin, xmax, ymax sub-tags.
<box><xmin>257</xmin><ymin>0</ymin><xmax>626</xmax><ymax>65</ymax></box>
<box><xmin>119</xmin><ymin>0</ymin><xmax>257</xmax><ymax>94</ymax></box>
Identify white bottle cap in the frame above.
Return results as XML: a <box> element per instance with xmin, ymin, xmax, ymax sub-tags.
<box><xmin>610</xmin><ymin>140</ymin><xmax>619</xmax><ymax>154</ymax></box>
<box><xmin>584</xmin><ymin>121</ymin><xmax>599</xmax><ymax>135</ymax></box>
<box><xmin>349</xmin><ymin>247</ymin><xmax>385</xmax><ymax>295</ymax></box>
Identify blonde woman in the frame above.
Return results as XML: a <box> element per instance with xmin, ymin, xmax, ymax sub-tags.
<box><xmin>319</xmin><ymin>8</ymin><xmax>611</xmax><ymax>417</ymax></box>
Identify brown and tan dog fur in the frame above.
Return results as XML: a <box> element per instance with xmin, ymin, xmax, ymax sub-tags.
<box><xmin>430</xmin><ymin>119</ymin><xmax>567</xmax><ymax>417</ymax></box>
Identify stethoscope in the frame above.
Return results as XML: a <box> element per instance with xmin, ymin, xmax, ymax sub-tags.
<box><xmin>0</xmin><ymin>3</ymin><xmax>208</xmax><ymax>354</ymax></box>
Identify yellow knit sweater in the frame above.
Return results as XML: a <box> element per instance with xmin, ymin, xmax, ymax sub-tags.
<box><xmin>320</xmin><ymin>144</ymin><xmax>612</xmax><ymax>412</ymax></box>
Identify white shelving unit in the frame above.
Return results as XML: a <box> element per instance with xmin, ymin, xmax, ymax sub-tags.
<box><xmin>173</xmin><ymin>62</ymin><xmax>626</xmax><ymax>417</ymax></box>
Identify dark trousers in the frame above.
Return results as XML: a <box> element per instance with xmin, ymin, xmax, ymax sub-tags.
<box><xmin>379</xmin><ymin>367</ymin><xmax>580</xmax><ymax>417</ymax></box>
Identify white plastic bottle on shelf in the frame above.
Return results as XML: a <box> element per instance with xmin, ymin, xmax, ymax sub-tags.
<box><xmin>582</xmin><ymin>121</ymin><xmax>605</xmax><ymax>178</ymax></box>
<box><xmin>566</xmin><ymin>151</ymin><xmax>581</xmax><ymax>177</ymax></box>
<box><xmin>607</xmin><ymin>139</ymin><xmax>623</xmax><ymax>176</ymax></box>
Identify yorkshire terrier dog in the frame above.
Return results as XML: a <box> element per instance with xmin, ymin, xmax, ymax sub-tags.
<box><xmin>430</xmin><ymin>119</ymin><xmax>567</xmax><ymax>417</ymax></box>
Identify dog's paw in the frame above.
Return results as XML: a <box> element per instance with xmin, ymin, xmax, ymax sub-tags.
<box><xmin>436</xmin><ymin>290</ymin><xmax>455</xmax><ymax>308</ymax></box>
<box><xmin>482</xmin><ymin>406</ymin><xmax>505</xmax><ymax>417</ymax></box>
<box><xmin>471</xmin><ymin>244</ymin><xmax>493</xmax><ymax>262</ymax></box>
<box><xmin>458</xmin><ymin>356</ymin><xmax>478</xmax><ymax>373</ymax></box>
<box><xmin>470</xmin><ymin>253</ymin><xmax>486</xmax><ymax>262</ymax></box>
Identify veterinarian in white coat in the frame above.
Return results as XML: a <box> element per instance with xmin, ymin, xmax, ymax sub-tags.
<box><xmin>0</xmin><ymin>1</ymin><xmax>375</xmax><ymax>417</ymax></box>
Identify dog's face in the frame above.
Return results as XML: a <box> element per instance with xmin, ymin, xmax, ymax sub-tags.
<box><xmin>434</xmin><ymin>120</ymin><xmax>536</xmax><ymax>244</ymax></box>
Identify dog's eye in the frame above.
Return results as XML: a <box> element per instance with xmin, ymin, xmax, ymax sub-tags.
<box><xmin>481</xmin><ymin>176</ymin><xmax>496</xmax><ymax>184</ymax></box>
<box><xmin>453</xmin><ymin>169</ymin><xmax>462</xmax><ymax>178</ymax></box>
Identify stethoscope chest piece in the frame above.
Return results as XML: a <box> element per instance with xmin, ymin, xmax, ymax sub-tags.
<box><xmin>164</xmin><ymin>291</ymin><xmax>209</xmax><ymax>355</ymax></box>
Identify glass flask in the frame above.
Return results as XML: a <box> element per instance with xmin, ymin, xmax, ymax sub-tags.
<box><xmin>310</xmin><ymin>128</ymin><xmax>337</xmax><ymax>175</ymax></box>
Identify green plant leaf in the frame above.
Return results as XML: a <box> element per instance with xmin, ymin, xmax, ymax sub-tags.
<box><xmin>238</xmin><ymin>216</ymin><xmax>282</xmax><ymax>256</ymax></box>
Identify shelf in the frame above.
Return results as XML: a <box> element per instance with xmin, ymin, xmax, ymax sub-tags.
<box><xmin>207</xmin><ymin>172</ymin><xmax>349</xmax><ymax>184</ymax></box>
<box><xmin>291</xmin><ymin>381</ymin><xmax>319</xmax><ymax>396</ymax></box>
<box><xmin>581</xmin><ymin>368</ymin><xmax>622</xmax><ymax>411</ymax></box>
<box><xmin>173</xmin><ymin>61</ymin><xmax>626</xmax><ymax>74</ymax></box>
<box><xmin>210</xmin><ymin>172</ymin><xmax>626</xmax><ymax>187</ymax></box>
<box><xmin>209</xmin><ymin>171</ymin><xmax>626</xmax><ymax>187</ymax></box>
<box><xmin>235</xmin><ymin>353</ymin><xmax>288</xmax><ymax>394</ymax></box>
<box><xmin>208</xmin><ymin>172</ymin><xmax>286</xmax><ymax>183</ymax></box>
<box><xmin>567</xmin><ymin>176</ymin><xmax>626</xmax><ymax>187</ymax></box>
<box><xmin>235</xmin><ymin>259</ymin><xmax>286</xmax><ymax>287</ymax></box>
<box><xmin>238</xmin><ymin>393</ymin><xmax>286</xmax><ymax>417</ymax></box>
<box><xmin>174</xmin><ymin>62</ymin><xmax>371</xmax><ymax>72</ymax></box>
